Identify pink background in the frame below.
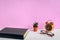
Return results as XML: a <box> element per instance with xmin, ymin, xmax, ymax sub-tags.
<box><xmin>0</xmin><ymin>0</ymin><xmax>60</xmax><ymax>29</ymax></box>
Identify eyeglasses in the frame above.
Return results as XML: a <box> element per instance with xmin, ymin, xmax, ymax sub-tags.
<box><xmin>40</xmin><ymin>30</ymin><xmax>54</xmax><ymax>37</ymax></box>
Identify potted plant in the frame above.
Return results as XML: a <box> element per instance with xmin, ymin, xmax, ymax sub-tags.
<box><xmin>33</xmin><ymin>22</ymin><xmax>38</xmax><ymax>32</ymax></box>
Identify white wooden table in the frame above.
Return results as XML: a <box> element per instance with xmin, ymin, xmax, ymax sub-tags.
<box><xmin>0</xmin><ymin>28</ymin><xmax>60</xmax><ymax>40</ymax></box>
<box><xmin>24</xmin><ymin>29</ymin><xmax>60</xmax><ymax>40</ymax></box>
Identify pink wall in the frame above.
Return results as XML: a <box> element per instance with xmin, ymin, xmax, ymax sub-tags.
<box><xmin>0</xmin><ymin>0</ymin><xmax>60</xmax><ymax>29</ymax></box>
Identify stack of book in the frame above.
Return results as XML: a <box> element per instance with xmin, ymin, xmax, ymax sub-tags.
<box><xmin>0</xmin><ymin>27</ymin><xmax>29</xmax><ymax>39</ymax></box>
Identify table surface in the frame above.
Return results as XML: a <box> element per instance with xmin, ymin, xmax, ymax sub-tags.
<box><xmin>0</xmin><ymin>29</ymin><xmax>60</xmax><ymax>40</ymax></box>
<box><xmin>24</xmin><ymin>29</ymin><xmax>60</xmax><ymax>40</ymax></box>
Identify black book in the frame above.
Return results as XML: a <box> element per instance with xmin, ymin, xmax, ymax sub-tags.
<box><xmin>0</xmin><ymin>27</ymin><xmax>28</xmax><ymax>39</ymax></box>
